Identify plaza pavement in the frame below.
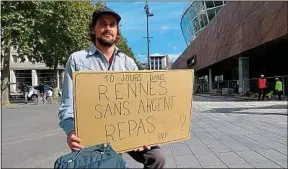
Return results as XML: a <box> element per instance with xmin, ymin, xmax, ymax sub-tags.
<box><xmin>1</xmin><ymin>96</ymin><xmax>287</xmax><ymax>168</ymax></box>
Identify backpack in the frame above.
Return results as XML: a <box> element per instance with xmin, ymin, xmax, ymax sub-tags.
<box><xmin>54</xmin><ymin>144</ymin><xmax>126</xmax><ymax>169</ymax></box>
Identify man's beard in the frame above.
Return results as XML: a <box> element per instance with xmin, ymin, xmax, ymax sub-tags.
<box><xmin>96</xmin><ymin>36</ymin><xmax>116</xmax><ymax>47</ymax></box>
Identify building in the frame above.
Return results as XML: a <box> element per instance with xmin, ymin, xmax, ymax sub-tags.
<box><xmin>1</xmin><ymin>46</ymin><xmax>65</xmax><ymax>93</ymax></box>
<box><xmin>172</xmin><ymin>1</ymin><xmax>288</xmax><ymax>95</ymax></box>
<box><xmin>139</xmin><ymin>63</ymin><xmax>148</xmax><ymax>70</ymax></box>
<box><xmin>149</xmin><ymin>55</ymin><xmax>169</xmax><ymax>70</ymax></box>
<box><xmin>181</xmin><ymin>1</ymin><xmax>227</xmax><ymax>45</ymax></box>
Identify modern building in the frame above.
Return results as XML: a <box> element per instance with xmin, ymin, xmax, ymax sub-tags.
<box><xmin>172</xmin><ymin>1</ymin><xmax>288</xmax><ymax>95</ymax></box>
<box><xmin>181</xmin><ymin>1</ymin><xmax>227</xmax><ymax>45</ymax></box>
<box><xmin>1</xmin><ymin>46</ymin><xmax>65</xmax><ymax>94</ymax></box>
<box><xmin>149</xmin><ymin>55</ymin><xmax>169</xmax><ymax>70</ymax></box>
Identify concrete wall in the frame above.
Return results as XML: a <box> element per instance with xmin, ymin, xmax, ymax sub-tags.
<box><xmin>172</xmin><ymin>1</ymin><xmax>288</xmax><ymax>71</ymax></box>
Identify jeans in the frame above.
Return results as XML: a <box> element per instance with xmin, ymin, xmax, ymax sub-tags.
<box><xmin>127</xmin><ymin>146</ymin><xmax>165</xmax><ymax>169</ymax></box>
<box><xmin>24</xmin><ymin>92</ymin><xmax>28</xmax><ymax>103</ymax></box>
<box><xmin>258</xmin><ymin>88</ymin><xmax>266</xmax><ymax>100</ymax></box>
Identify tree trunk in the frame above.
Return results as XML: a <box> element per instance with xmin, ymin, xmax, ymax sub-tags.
<box><xmin>1</xmin><ymin>46</ymin><xmax>11</xmax><ymax>105</ymax></box>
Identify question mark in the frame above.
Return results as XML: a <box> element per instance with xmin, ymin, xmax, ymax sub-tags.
<box><xmin>180</xmin><ymin>114</ymin><xmax>186</xmax><ymax>131</ymax></box>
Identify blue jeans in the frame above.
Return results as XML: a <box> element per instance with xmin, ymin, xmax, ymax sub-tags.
<box><xmin>24</xmin><ymin>92</ymin><xmax>28</xmax><ymax>103</ymax></box>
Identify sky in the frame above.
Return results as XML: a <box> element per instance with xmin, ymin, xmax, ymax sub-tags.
<box><xmin>106</xmin><ymin>2</ymin><xmax>189</xmax><ymax>64</ymax></box>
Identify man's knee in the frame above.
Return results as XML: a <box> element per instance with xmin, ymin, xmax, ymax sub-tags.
<box><xmin>148</xmin><ymin>147</ymin><xmax>165</xmax><ymax>168</ymax></box>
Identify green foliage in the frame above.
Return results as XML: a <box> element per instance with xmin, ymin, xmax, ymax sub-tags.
<box><xmin>116</xmin><ymin>36</ymin><xmax>142</xmax><ymax>69</ymax></box>
<box><xmin>116</xmin><ymin>36</ymin><xmax>135</xmax><ymax>60</ymax></box>
<box><xmin>1</xmin><ymin>1</ymin><xmax>139</xmax><ymax>70</ymax></box>
<box><xmin>1</xmin><ymin>1</ymin><xmax>139</xmax><ymax>103</ymax></box>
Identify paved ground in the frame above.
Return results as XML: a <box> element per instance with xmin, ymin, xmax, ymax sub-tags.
<box><xmin>1</xmin><ymin>96</ymin><xmax>287</xmax><ymax>168</ymax></box>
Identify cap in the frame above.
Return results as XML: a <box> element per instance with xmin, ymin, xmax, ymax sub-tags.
<box><xmin>92</xmin><ymin>6</ymin><xmax>121</xmax><ymax>25</ymax></box>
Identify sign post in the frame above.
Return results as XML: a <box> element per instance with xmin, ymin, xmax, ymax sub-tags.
<box><xmin>73</xmin><ymin>70</ymin><xmax>194</xmax><ymax>153</ymax></box>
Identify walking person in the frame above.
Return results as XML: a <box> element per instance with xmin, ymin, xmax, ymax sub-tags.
<box><xmin>20</xmin><ymin>82</ymin><xmax>29</xmax><ymax>104</ymax></box>
<box><xmin>275</xmin><ymin>78</ymin><xmax>283</xmax><ymax>100</ymax></box>
<box><xmin>58</xmin><ymin>6</ymin><xmax>165</xmax><ymax>168</ymax></box>
<box><xmin>257</xmin><ymin>74</ymin><xmax>267</xmax><ymax>100</ymax></box>
<box><xmin>38</xmin><ymin>82</ymin><xmax>46</xmax><ymax>103</ymax></box>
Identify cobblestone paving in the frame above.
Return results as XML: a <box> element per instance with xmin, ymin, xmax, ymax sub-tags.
<box><xmin>124</xmin><ymin>96</ymin><xmax>288</xmax><ymax>168</ymax></box>
<box><xmin>1</xmin><ymin>96</ymin><xmax>287</xmax><ymax>168</ymax></box>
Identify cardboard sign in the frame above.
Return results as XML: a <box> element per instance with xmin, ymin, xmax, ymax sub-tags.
<box><xmin>73</xmin><ymin>70</ymin><xmax>194</xmax><ymax>153</ymax></box>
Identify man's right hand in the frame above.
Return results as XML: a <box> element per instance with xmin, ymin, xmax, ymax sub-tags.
<box><xmin>67</xmin><ymin>131</ymin><xmax>85</xmax><ymax>151</ymax></box>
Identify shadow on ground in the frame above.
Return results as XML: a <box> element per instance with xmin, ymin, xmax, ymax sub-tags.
<box><xmin>202</xmin><ymin>104</ymin><xmax>288</xmax><ymax>116</ymax></box>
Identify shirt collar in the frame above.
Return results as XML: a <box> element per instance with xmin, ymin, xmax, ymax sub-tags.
<box><xmin>87</xmin><ymin>43</ymin><xmax>120</xmax><ymax>57</ymax></box>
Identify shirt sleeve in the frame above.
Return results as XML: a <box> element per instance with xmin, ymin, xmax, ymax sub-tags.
<box><xmin>58</xmin><ymin>55</ymin><xmax>76</xmax><ymax>136</ymax></box>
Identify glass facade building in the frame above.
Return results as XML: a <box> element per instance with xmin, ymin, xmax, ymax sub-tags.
<box><xmin>181</xmin><ymin>1</ymin><xmax>227</xmax><ymax>45</ymax></box>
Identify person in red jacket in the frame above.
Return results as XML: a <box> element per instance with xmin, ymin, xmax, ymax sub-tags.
<box><xmin>258</xmin><ymin>74</ymin><xmax>267</xmax><ymax>100</ymax></box>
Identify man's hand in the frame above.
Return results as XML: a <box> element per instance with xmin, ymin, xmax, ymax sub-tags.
<box><xmin>135</xmin><ymin>145</ymin><xmax>151</xmax><ymax>152</ymax></box>
<box><xmin>67</xmin><ymin>131</ymin><xmax>85</xmax><ymax>151</ymax></box>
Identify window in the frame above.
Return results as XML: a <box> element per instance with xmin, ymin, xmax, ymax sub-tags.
<box><xmin>187</xmin><ymin>55</ymin><xmax>196</xmax><ymax>67</ymax></box>
<box><xmin>188</xmin><ymin>3</ymin><xmax>197</xmax><ymax>17</ymax></box>
<box><xmin>38</xmin><ymin>70</ymin><xmax>57</xmax><ymax>88</ymax></box>
<box><xmin>207</xmin><ymin>9</ymin><xmax>216</xmax><ymax>21</ymax></box>
<box><xmin>12</xmin><ymin>55</ymin><xmax>18</xmax><ymax>63</ymax></box>
<box><xmin>198</xmin><ymin>13</ymin><xmax>208</xmax><ymax>28</ymax></box>
<box><xmin>205</xmin><ymin>1</ymin><xmax>214</xmax><ymax>8</ymax></box>
<box><xmin>15</xmin><ymin>70</ymin><xmax>32</xmax><ymax>87</ymax></box>
<box><xmin>192</xmin><ymin>17</ymin><xmax>200</xmax><ymax>32</ymax></box>
<box><xmin>214</xmin><ymin>1</ymin><xmax>223</xmax><ymax>7</ymax></box>
<box><xmin>215</xmin><ymin>6</ymin><xmax>222</xmax><ymax>14</ymax></box>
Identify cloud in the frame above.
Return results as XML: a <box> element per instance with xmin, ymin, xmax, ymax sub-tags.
<box><xmin>173</xmin><ymin>46</ymin><xmax>177</xmax><ymax>51</ymax></box>
<box><xmin>160</xmin><ymin>25</ymin><xmax>169</xmax><ymax>31</ymax></box>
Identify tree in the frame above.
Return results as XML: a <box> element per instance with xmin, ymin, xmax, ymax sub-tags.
<box><xmin>1</xmin><ymin>1</ymin><xmax>35</xmax><ymax>105</ymax></box>
<box><xmin>1</xmin><ymin>2</ymin><xmax>139</xmax><ymax>105</ymax></box>
<box><xmin>1</xmin><ymin>1</ymin><xmax>102</xmax><ymax>104</ymax></box>
<box><xmin>116</xmin><ymin>36</ymin><xmax>143</xmax><ymax>69</ymax></box>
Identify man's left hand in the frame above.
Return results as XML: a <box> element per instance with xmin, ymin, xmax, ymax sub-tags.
<box><xmin>135</xmin><ymin>145</ymin><xmax>151</xmax><ymax>152</ymax></box>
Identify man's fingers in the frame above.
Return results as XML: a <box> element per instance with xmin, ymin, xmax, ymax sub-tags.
<box><xmin>71</xmin><ymin>142</ymin><xmax>84</xmax><ymax>149</ymax></box>
<box><xmin>71</xmin><ymin>147</ymin><xmax>81</xmax><ymax>151</ymax></box>
<box><xmin>134</xmin><ymin>145</ymin><xmax>151</xmax><ymax>152</ymax></box>
<box><xmin>138</xmin><ymin>147</ymin><xmax>144</xmax><ymax>151</ymax></box>
<box><xmin>134</xmin><ymin>146</ymin><xmax>144</xmax><ymax>152</ymax></box>
<box><xmin>144</xmin><ymin>145</ymin><xmax>151</xmax><ymax>150</ymax></box>
<box><xmin>67</xmin><ymin>133</ymin><xmax>84</xmax><ymax>151</ymax></box>
<box><xmin>70</xmin><ymin>135</ymin><xmax>81</xmax><ymax>143</ymax></box>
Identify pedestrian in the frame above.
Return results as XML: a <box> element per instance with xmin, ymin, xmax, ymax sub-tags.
<box><xmin>58</xmin><ymin>6</ymin><xmax>165</xmax><ymax>168</ymax></box>
<box><xmin>257</xmin><ymin>74</ymin><xmax>267</xmax><ymax>100</ymax></box>
<box><xmin>275</xmin><ymin>78</ymin><xmax>283</xmax><ymax>100</ymax></box>
<box><xmin>19</xmin><ymin>82</ymin><xmax>29</xmax><ymax>104</ymax></box>
<box><xmin>38</xmin><ymin>82</ymin><xmax>45</xmax><ymax>103</ymax></box>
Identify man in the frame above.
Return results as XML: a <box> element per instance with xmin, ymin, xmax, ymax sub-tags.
<box><xmin>275</xmin><ymin>78</ymin><xmax>283</xmax><ymax>100</ymax></box>
<box><xmin>20</xmin><ymin>82</ymin><xmax>29</xmax><ymax>104</ymax></box>
<box><xmin>58</xmin><ymin>6</ymin><xmax>165</xmax><ymax>169</ymax></box>
<box><xmin>257</xmin><ymin>74</ymin><xmax>267</xmax><ymax>100</ymax></box>
<box><xmin>38</xmin><ymin>82</ymin><xmax>45</xmax><ymax>103</ymax></box>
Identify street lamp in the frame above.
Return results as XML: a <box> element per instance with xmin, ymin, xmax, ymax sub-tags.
<box><xmin>144</xmin><ymin>1</ymin><xmax>154</xmax><ymax>70</ymax></box>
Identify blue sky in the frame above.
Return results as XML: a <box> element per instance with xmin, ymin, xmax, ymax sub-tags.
<box><xmin>106</xmin><ymin>2</ymin><xmax>189</xmax><ymax>63</ymax></box>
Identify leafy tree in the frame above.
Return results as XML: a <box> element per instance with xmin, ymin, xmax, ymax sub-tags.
<box><xmin>116</xmin><ymin>36</ymin><xmax>143</xmax><ymax>69</ymax></box>
<box><xmin>1</xmin><ymin>2</ymin><xmax>139</xmax><ymax>105</ymax></box>
<box><xmin>1</xmin><ymin>1</ymin><xmax>102</xmax><ymax>104</ymax></box>
<box><xmin>1</xmin><ymin>1</ymin><xmax>36</xmax><ymax>105</ymax></box>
